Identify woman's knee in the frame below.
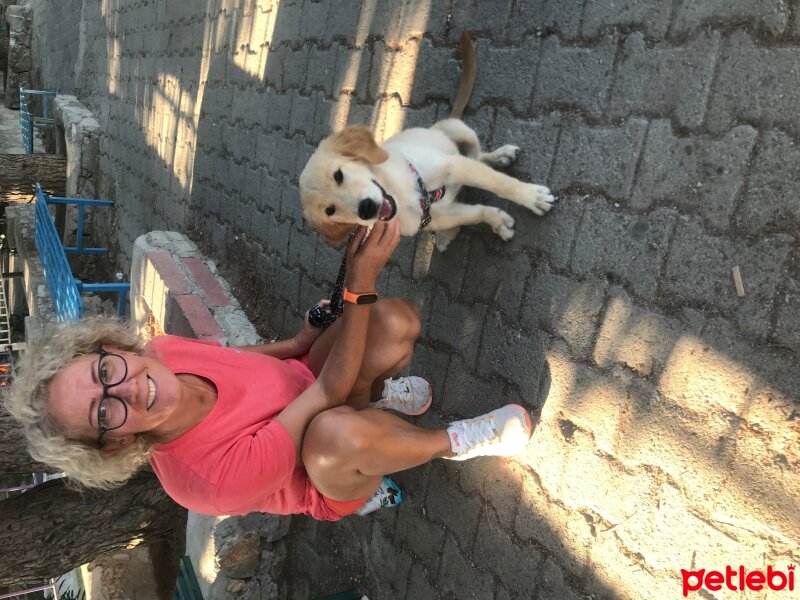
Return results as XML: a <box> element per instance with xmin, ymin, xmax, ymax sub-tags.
<box><xmin>302</xmin><ymin>407</ymin><xmax>372</xmax><ymax>470</ymax></box>
<box><xmin>372</xmin><ymin>299</ymin><xmax>421</xmax><ymax>344</ymax></box>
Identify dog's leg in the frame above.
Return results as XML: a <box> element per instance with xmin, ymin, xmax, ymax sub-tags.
<box><xmin>433</xmin><ymin>119</ymin><xmax>520</xmax><ymax>169</ymax></box>
<box><xmin>480</xmin><ymin>145</ymin><xmax>520</xmax><ymax>169</ymax></box>
<box><xmin>432</xmin><ymin>118</ymin><xmax>481</xmax><ymax>159</ymax></box>
<box><xmin>431</xmin><ymin>202</ymin><xmax>515</xmax><ymax>247</ymax></box>
<box><xmin>435</xmin><ymin>227</ymin><xmax>461</xmax><ymax>252</ymax></box>
<box><xmin>444</xmin><ymin>155</ymin><xmax>554</xmax><ymax>215</ymax></box>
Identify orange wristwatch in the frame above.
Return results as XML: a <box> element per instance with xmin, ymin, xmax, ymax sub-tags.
<box><xmin>343</xmin><ymin>288</ymin><xmax>378</xmax><ymax>305</ymax></box>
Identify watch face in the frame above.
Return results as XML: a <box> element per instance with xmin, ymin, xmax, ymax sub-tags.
<box><xmin>357</xmin><ymin>294</ymin><xmax>378</xmax><ymax>304</ymax></box>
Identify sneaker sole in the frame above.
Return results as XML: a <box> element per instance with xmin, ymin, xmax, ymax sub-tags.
<box><xmin>374</xmin><ymin>382</ymin><xmax>433</xmax><ymax>416</ymax></box>
<box><xmin>446</xmin><ymin>404</ymin><xmax>533</xmax><ymax>461</ymax></box>
<box><xmin>508</xmin><ymin>403</ymin><xmax>533</xmax><ymax>440</ymax></box>
<box><xmin>405</xmin><ymin>382</ymin><xmax>433</xmax><ymax>416</ymax></box>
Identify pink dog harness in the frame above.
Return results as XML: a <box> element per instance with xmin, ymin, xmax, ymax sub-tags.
<box><xmin>408</xmin><ymin>162</ymin><xmax>446</xmax><ymax>228</ymax></box>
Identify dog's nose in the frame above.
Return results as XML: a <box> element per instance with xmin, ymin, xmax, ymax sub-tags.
<box><xmin>358</xmin><ymin>199</ymin><xmax>378</xmax><ymax>220</ymax></box>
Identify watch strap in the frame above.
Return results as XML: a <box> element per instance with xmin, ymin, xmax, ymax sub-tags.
<box><xmin>343</xmin><ymin>288</ymin><xmax>378</xmax><ymax>304</ymax></box>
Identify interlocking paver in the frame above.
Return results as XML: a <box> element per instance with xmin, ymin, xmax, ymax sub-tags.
<box><xmin>582</xmin><ymin>0</ymin><xmax>673</xmax><ymax>38</ymax></box>
<box><xmin>671</xmin><ymin>0</ymin><xmax>790</xmax><ymax>37</ymax></box>
<box><xmin>609</xmin><ymin>31</ymin><xmax>720</xmax><ymax>129</ymax></box>
<box><xmin>737</xmin><ymin>129</ymin><xmax>800</xmax><ymax>235</ymax></box>
<box><xmin>534</xmin><ymin>33</ymin><xmax>616</xmax><ymax>118</ymax></box>
<box><xmin>707</xmin><ymin>31</ymin><xmax>800</xmax><ymax>136</ymax></box>
<box><xmin>630</xmin><ymin>120</ymin><xmax>756</xmax><ymax>229</ymax></box>
<box><xmin>550</xmin><ymin>118</ymin><xmax>648</xmax><ymax>199</ymax></box>
<box><xmin>571</xmin><ymin>199</ymin><xmax>676</xmax><ymax>300</ymax></box>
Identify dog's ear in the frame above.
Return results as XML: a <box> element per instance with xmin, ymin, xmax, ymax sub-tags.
<box><xmin>326</xmin><ymin>126</ymin><xmax>389</xmax><ymax>164</ymax></box>
<box><xmin>314</xmin><ymin>219</ymin><xmax>352</xmax><ymax>246</ymax></box>
<box><xmin>302</xmin><ymin>197</ymin><xmax>353</xmax><ymax>245</ymax></box>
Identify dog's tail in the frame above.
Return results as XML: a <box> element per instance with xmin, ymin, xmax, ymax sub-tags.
<box><xmin>450</xmin><ymin>32</ymin><xmax>476</xmax><ymax>119</ymax></box>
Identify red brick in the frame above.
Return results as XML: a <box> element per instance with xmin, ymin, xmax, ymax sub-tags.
<box><xmin>168</xmin><ymin>295</ymin><xmax>225</xmax><ymax>341</ymax></box>
<box><xmin>146</xmin><ymin>251</ymin><xmax>190</xmax><ymax>295</ymax></box>
<box><xmin>180</xmin><ymin>257</ymin><xmax>231</xmax><ymax>307</ymax></box>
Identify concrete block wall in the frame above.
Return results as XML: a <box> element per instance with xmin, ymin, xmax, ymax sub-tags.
<box><xmin>4</xmin><ymin>3</ymin><xmax>31</xmax><ymax>109</ymax></box>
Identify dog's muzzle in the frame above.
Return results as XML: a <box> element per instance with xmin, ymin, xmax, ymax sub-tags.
<box><xmin>370</xmin><ymin>179</ymin><xmax>397</xmax><ymax>221</ymax></box>
<box><xmin>358</xmin><ymin>198</ymin><xmax>378</xmax><ymax>220</ymax></box>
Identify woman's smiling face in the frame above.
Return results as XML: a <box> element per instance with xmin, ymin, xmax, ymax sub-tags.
<box><xmin>47</xmin><ymin>347</ymin><xmax>184</xmax><ymax>448</ymax></box>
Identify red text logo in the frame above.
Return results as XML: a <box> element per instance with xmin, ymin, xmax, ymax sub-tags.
<box><xmin>681</xmin><ymin>565</ymin><xmax>795</xmax><ymax>596</ymax></box>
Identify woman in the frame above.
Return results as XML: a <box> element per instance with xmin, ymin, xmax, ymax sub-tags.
<box><xmin>5</xmin><ymin>221</ymin><xmax>532</xmax><ymax>520</ymax></box>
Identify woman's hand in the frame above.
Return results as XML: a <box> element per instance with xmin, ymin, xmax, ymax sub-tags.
<box><xmin>345</xmin><ymin>220</ymin><xmax>401</xmax><ymax>291</ymax></box>
<box><xmin>292</xmin><ymin>300</ymin><xmax>329</xmax><ymax>354</ymax></box>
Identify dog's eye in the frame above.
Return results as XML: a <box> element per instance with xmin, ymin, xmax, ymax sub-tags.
<box><xmin>333</xmin><ymin>169</ymin><xmax>344</xmax><ymax>184</ymax></box>
<box><xmin>325</xmin><ymin>205</ymin><xmax>336</xmax><ymax>216</ymax></box>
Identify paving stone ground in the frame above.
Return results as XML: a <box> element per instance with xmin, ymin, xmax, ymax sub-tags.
<box><xmin>22</xmin><ymin>1</ymin><xmax>800</xmax><ymax>598</ymax></box>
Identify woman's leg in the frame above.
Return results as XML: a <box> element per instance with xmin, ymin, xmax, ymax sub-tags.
<box><xmin>302</xmin><ymin>405</ymin><xmax>452</xmax><ymax>501</ymax></box>
<box><xmin>307</xmin><ymin>299</ymin><xmax>421</xmax><ymax>409</ymax></box>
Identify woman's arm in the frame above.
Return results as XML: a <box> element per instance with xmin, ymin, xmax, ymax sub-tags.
<box><xmin>239</xmin><ymin>301</ymin><xmax>328</xmax><ymax>359</ymax></box>
<box><xmin>274</xmin><ymin>221</ymin><xmax>400</xmax><ymax>457</ymax></box>
<box><xmin>239</xmin><ymin>338</ymin><xmax>306</xmax><ymax>360</ymax></box>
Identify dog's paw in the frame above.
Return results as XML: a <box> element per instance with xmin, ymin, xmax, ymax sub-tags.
<box><xmin>483</xmin><ymin>145</ymin><xmax>520</xmax><ymax>168</ymax></box>
<box><xmin>489</xmin><ymin>208</ymin><xmax>515</xmax><ymax>241</ymax></box>
<box><xmin>435</xmin><ymin>227</ymin><xmax>461</xmax><ymax>252</ymax></box>
<box><xmin>521</xmin><ymin>184</ymin><xmax>555</xmax><ymax>216</ymax></box>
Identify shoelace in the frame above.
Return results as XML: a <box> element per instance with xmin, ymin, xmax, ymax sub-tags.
<box><xmin>383</xmin><ymin>379</ymin><xmax>413</xmax><ymax>403</ymax></box>
<box><xmin>453</xmin><ymin>416</ymin><xmax>497</xmax><ymax>453</ymax></box>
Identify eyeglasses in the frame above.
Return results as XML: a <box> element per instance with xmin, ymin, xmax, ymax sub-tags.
<box><xmin>97</xmin><ymin>351</ymin><xmax>129</xmax><ymax>448</ymax></box>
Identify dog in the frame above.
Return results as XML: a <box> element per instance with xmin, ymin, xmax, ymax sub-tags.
<box><xmin>299</xmin><ymin>33</ymin><xmax>554</xmax><ymax>251</ymax></box>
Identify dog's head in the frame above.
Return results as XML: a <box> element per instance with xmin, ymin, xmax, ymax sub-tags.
<box><xmin>299</xmin><ymin>126</ymin><xmax>397</xmax><ymax>245</ymax></box>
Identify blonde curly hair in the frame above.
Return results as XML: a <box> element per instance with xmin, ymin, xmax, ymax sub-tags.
<box><xmin>4</xmin><ymin>316</ymin><xmax>154</xmax><ymax>489</ymax></box>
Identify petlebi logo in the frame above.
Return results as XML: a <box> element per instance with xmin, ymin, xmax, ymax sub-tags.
<box><xmin>681</xmin><ymin>565</ymin><xmax>796</xmax><ymax>596</ymax></box>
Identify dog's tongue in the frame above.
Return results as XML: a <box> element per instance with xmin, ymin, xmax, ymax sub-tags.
<box><xmin>379</xmin><ymin>197</ymin><xmax>394</xmax><ymax>219</ymax></box>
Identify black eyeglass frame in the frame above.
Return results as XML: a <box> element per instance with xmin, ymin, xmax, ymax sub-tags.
<box><xmin>97</xmin><ymin>350</ymin><xmax>129</xmax><ymax>448</ymax></box>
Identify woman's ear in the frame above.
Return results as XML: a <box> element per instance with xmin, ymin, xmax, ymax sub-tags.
<box><xmin>326</xmin><ymin>126</ymin><xmax>389</xmax><ymax>164</ymax></box>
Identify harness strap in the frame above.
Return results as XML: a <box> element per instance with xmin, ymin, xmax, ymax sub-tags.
<box><xmin>408</xmin><ymin>162</ymin><xmax>445</xmax><ymax>229</ymax></box>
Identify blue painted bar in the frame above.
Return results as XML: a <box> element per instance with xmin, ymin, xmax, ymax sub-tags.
<box><xmin>47</xmin><ymin>197</ymin><xmax>114</xmax><ymax>206</ymax></box>
<box><xmin>19</xmin><ymin>88</ymin><xmax>57</xmax><ymax>155</ymax></box>
<box><xmin>63</xmin><ymin>247</ymin><xmax>108</xmax><ymax>255</ymax></box>
<box><xmin>34</xmin><ymin>185</ymin><xmax>83</xmax><ymax>320</ymax></box>
<box><xmin>33</xmin><ymin>184</ymin><xmax>130</xmax><ymax>321</ymax></box>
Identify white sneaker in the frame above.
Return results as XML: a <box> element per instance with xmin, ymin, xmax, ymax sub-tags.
<box><xmin>371</xmin><ymin>376</ymin><xmax>432</xmax><ymax>416</ymax></box>
<box><xmin>445</xmin><ymin>404</ymin><xmax>532</xmax><ymax>461</ymax></box>
<box><xmin>353</xmin><ymin>476</ymin><xmax>403</xmax><ymax>516</ymax></box>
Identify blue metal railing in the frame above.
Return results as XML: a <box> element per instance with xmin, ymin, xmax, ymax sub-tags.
<box><xmin>45</xmin><ymin>196</ymin><xmax>114</xmax><ymax>254</ymax></box>
<box><xmin>34</xmin><ymin>184</ymin><xmax>130</xmax><ymax>321</ymax></box>
<box><xmin>174</xmin><ymin>556</ymin><xmax>204</xmax><ymax>600</ymax></box>
<box><xmin>19</xmin><ymin>88</ymin><xmax>56</xmax><ymax>154</ymax></box>
<box><xmin>34</xmin><ymin>185</ymin><xmax>83</xmax><ymax>320</ymax></box>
